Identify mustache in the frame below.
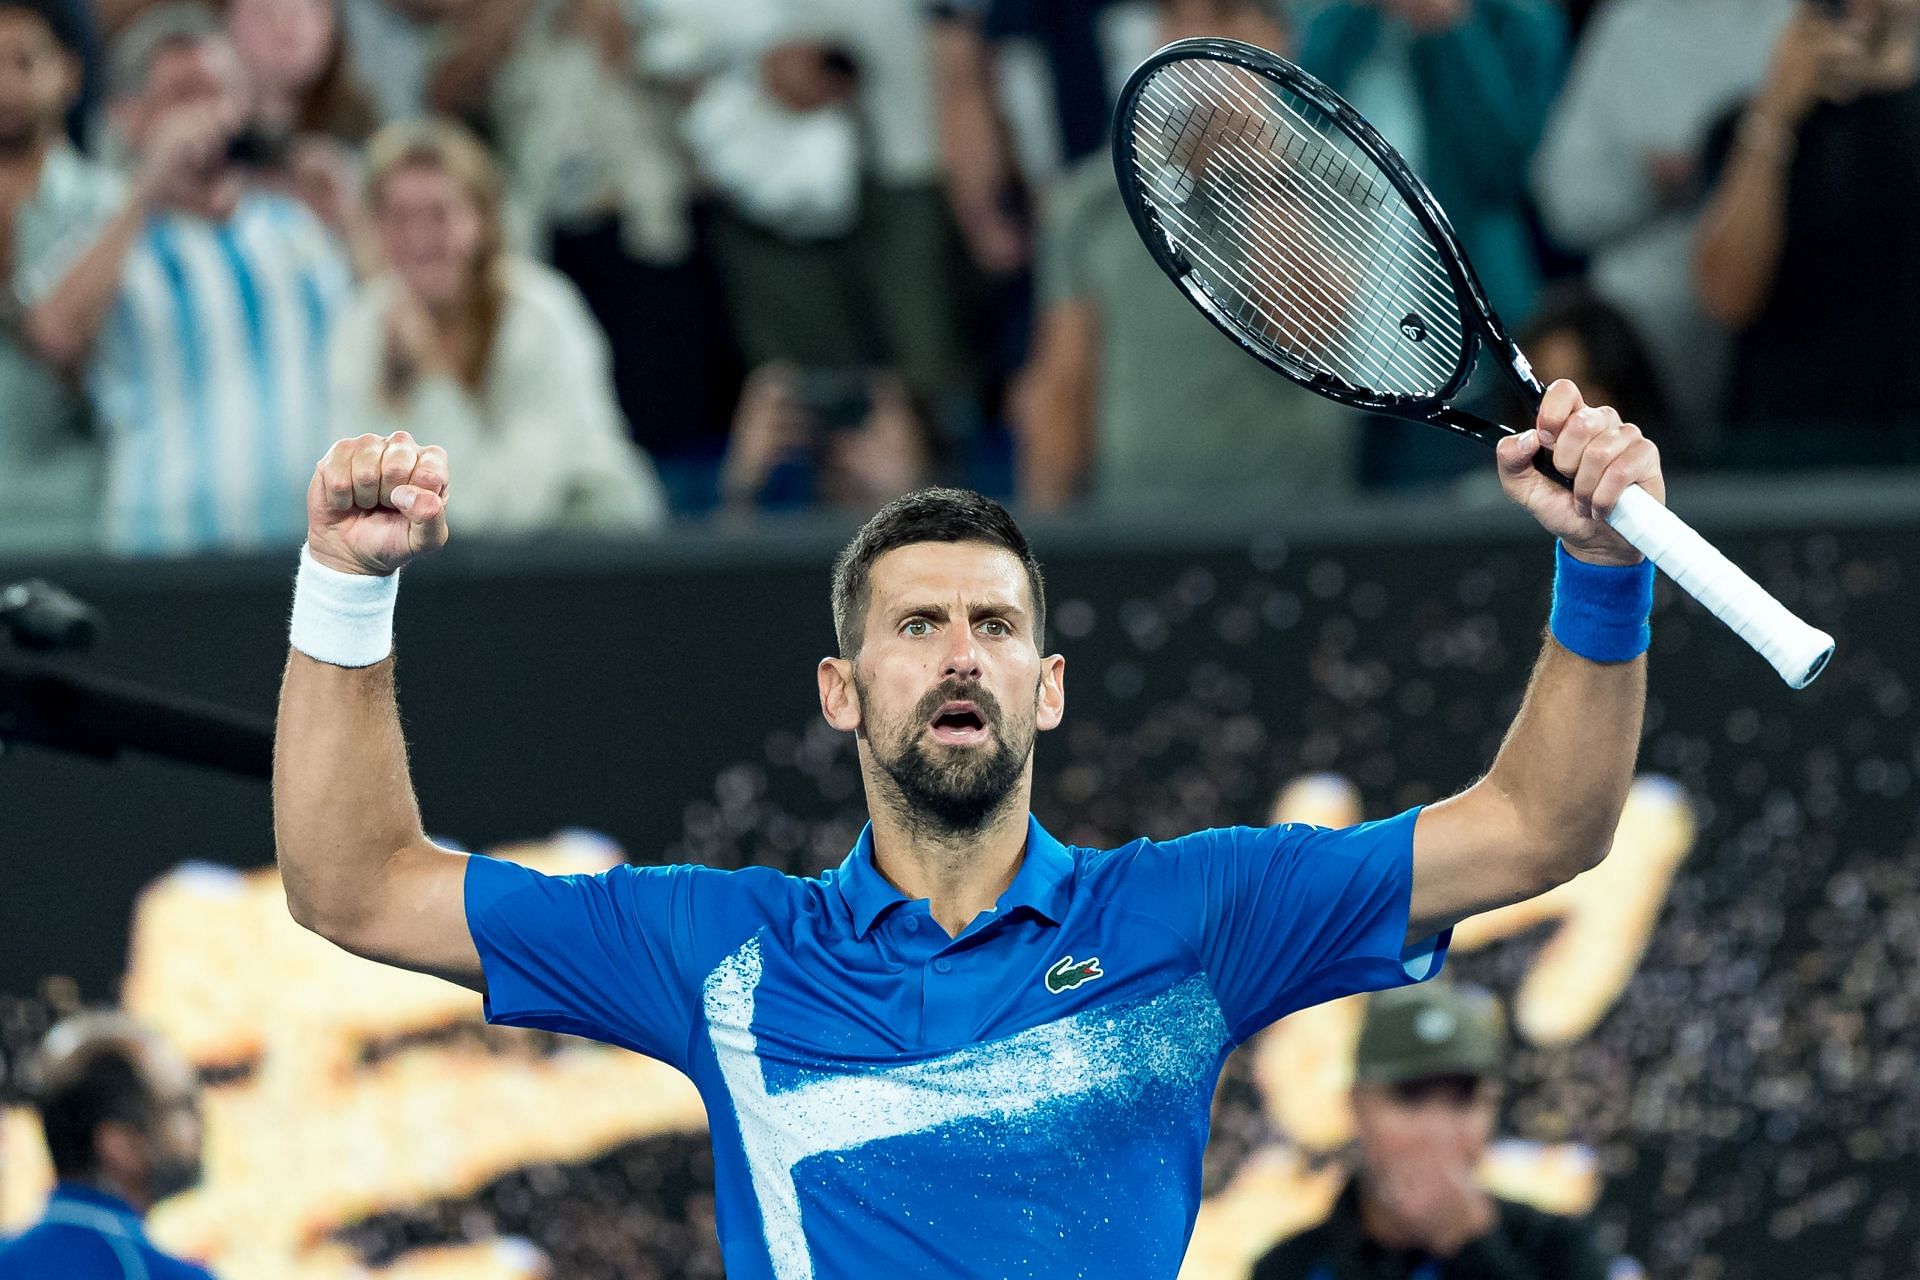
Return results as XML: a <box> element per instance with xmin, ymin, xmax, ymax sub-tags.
<box><xmin>913</xmin><ymin>679</ymin><xmax>1003</xmax><ymax>727</ymax></box>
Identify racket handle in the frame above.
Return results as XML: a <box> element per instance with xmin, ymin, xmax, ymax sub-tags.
<box><xmin>1605</xmin><ymin>485</ymin><xmax>1834</xmax><ymax>688</ymax></box>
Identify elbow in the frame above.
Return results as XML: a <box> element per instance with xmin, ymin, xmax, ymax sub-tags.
<box><xmin>1545</xmin><ymin>834</ymin><xmax>1611</xmax><ymax>885</ymax></box>
<box><xmin>24</xmin><ymin>308</ymin><xmax>89</xmax><ymax>371</ymax></box>
<box><xmin>1694</xmin><ymin>268</ymin><xmax>1760</xmax><ymax>328</ymax></box>
<box><xmin>1691</xmin><ymin>233</ymin><xmax>1766</xmax><ymax>328</ymax></box>
<box><xmin>281</xmin><ymin>881</ymin><xmax>370</xmax><ymax>952</ymax></box>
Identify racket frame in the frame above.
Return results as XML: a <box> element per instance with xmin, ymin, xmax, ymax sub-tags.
<box><xmin>1112</xmin><ymin>36</ymin><xmax>1544</xmax><ymax>452</ymax></box>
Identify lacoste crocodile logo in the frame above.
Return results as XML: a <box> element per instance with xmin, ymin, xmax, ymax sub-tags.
<box><xmin>1044</xmin><ymin>955</ymin><xmax>1105</xmax><ymax>995</ymax></box>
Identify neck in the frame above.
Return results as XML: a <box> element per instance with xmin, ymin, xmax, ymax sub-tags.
<box><xmin>75</xmin><ymin>1172</ymin><xmax>148</xmax><ymax>1217</ymax></box>
<box><xmin>0</xmin><ymin>133</ymin><xmax>55</xmax><ymax>188</ymax></box>
<box><xmin>1354</xmin><ymin>1174</ymin><xmax>1414</xmax><ymax>1252</ymax></box>
<box><xmin>865</xmin><ymin>775</ymin><xmax>1032</xmax><ymax>937</ymax></box>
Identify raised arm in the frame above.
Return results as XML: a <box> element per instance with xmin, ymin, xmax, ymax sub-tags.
<box><xmin>1406</xmin><ymin>380</ymin><xmax>1662</xmax><ymax>941</ymax></box>
<box><xmin>1694</xmin><ymin>8</ymin><xmax>1859</xmax><ymax>327</ymax></box>
<box><xmin>273</xmin><ymin>432</ymin><xmax>481</xmax><ymax>987</ymax></box>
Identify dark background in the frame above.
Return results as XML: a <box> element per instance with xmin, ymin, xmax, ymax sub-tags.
<box><xmin>2</xmin><ymin>483</ymin><xmax>1915</xmax><ymax>1278</ymax></box>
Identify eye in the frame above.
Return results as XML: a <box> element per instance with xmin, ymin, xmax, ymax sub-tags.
<box><xmin>979</xmin><ymin>618</ymin><xmax>1011</xmax><ymax>637</ymax></box>
<box><xmin>902</xmin><ymin>619</ymin><xmax>932</xmax><ymax>638</ymax></box>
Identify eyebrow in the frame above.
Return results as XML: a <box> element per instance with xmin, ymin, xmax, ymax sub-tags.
<box><xmin>894</xmin><ymin>601</ymin><xmax>1028</xmax><ymax>623</ymax></box>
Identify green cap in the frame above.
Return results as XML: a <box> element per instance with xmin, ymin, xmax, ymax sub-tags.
<box><xmin>1354</xmin><ymin>983</ymin><xmax>1507</xmax><ymax>1084</ymax></box>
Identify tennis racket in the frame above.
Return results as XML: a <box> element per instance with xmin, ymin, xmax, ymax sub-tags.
<box><xmin>1111</xmin><ymin>38</ymin><xmax>1834</xmax><ymax>689</ymax></box>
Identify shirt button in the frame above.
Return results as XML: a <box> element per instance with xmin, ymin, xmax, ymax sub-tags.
<box><xmin>933</xmin><ymin>959</ymin><xmax>952</xmax><ymax>974</ymax></box>
<box><xmin>904</xmin><ymin>916</ymin><xmax>920</xmax><ymax>933</ymax></box>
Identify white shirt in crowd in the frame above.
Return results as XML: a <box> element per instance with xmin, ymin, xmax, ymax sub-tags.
<box><xmin>328</xmin><ymin>256</ymin><xmax>667</xmax><ymax>536</ymax></box>
<box><xmin>1532</xmin><ymin>0</ymin><xmax>1797</xmax><ymax>430</ymax></box>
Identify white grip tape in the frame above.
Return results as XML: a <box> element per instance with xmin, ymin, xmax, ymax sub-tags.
<box><xmin>1605</xmin><ymin>485</ymin><xmax>1834</xmax><ymax>688</ymax></box>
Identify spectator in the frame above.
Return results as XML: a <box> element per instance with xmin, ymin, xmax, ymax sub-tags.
<box><xmin>223</xmin><ymin>0</ymin><xmax>372</xmax><ymax>142</ymax></box>
<box><xmin>1693</xmin><ymin>0</ymin><xmax>1920</xmax><ymax>466</ymax></box>
<box><xmin>329</xmin><ymin>119</ymin><xmax>667</xmax><ymax>535</ymax></box>
<box><xmin>1300</xmin><ymin>0</ymin><xmax>1563</xmax><ymax>329</ymax></box>
<box><xmin>336</xmin><ymin>0</ymin><xmax>463</xmax><ymax>125</ymax></box>
<box><xmin>0</xmin><ymin>0</ymin><xmax>120</xmax><ymax>555</ymax></box>
<box><xmin>1296</xmin><ymin>0</ymin><xmax>1563</xmax><ymax>488</ymax></box>
<box><xmin>1532</xmin><ymin>0</ymin><xmax>1796</xmax><ymax>450</ymax></box>
<box><xmin>928</xmin><ymin>0</ymin><xmax>1158</xmax><ymax>274</ymax></box>
<box><xmin>1514</xmin><ymin>284</ymin><xmax>1673</xmax><ymax>458</ymax></box>
<box><xmin>23</xmin><ymin>3</ymin><xmax>349</xmax><ymax>555</ymax></box>
<box><xmin>1013</xmin><ymin>0</ymin><xmax>1356</xmax><ymax>512</ymax></box>
<box><xmin>1249</xmin><ymin>984</ymin><xmax>1610</xmax><ymax>1280</ymax></box>
<box><xmin>0</xmin><ymin>1013</ymin><xmax>211</xmax><ymax>1279</ymax></box>
<box><xmin>718</xmin><ymin>362</ymin><xmax>932</xmax><ymax>513</ymax></box>
<box><xmin>222</xmin><ymin>0</ymin><xmax>375</xmax><ymax>246</ymax></box>
<box><xmin>657</xmin><ymin>0</ymin><xmax>980</xmax><ymax>430</ymax></box>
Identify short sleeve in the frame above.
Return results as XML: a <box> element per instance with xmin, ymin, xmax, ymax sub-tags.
<box><xmin>1034</xmin><ymin>163</ymin><xmax>1103</xmax><ymax>309</ymax></box>
<box><xmin>1126</xmin><ymin>808</ymin><xmax>1448</xmax><ymax>1043</ymax></box>
<box><xmin>464</xmin><ymin>855</ymin><xmax>730</xmax><ymax>1071</ymax></box>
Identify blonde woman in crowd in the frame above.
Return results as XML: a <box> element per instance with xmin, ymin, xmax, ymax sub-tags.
<box><xmin>327</xmin><ymin>118</ymin><xmax>667</xmax><ymax>536</ymax></box>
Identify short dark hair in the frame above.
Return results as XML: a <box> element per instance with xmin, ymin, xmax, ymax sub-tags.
<box><xmin>830</xmin><ymin>487</ymin><xmax>1046</xmax><ymax>658</ymax></box>
<box><xmin>33</xmin><ymin>1022</ymin><xmax>160</xmax><ymax>1178</ymax></box>
<box><xmin>0</xmin><ymin>0</ymin><xmax>87</xmax><ymax>54</ymax></box>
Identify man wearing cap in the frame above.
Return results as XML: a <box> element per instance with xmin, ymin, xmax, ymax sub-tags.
<box><xmin>1250</xmin><ymin>984</ymin><xmax>1609</xmax><ymax>1280</ymax></box>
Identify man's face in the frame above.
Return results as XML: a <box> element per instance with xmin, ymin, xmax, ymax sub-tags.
<box><xmin>831</xmin><ymin>542</ymin><xmax>1064</xmax><ymax>833</ymax></box>
<box><xmin>1351</xmin><ymin>1074</ymin><xmax>1498</xmax><ymax>1182</ymax></box>
<box><xmin>133</xmin><ymin>40</ymin><xmax>249</xmax><ymax>219</ymax></box>
<box><xmin>137</xmin><ymin>1040</ymin><xmax>205</xmax><ymax>1204</ymax></box>
<box><xmin>0</xmin><ymin>10</ymin><xmax>75</xmax><ymax>154</ymax></box>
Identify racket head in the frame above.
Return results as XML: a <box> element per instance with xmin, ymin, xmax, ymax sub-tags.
<box><xmin>1112</xmin><ymin>38</ymin><xmax>1532</xmax><ymax>436</ymax></box>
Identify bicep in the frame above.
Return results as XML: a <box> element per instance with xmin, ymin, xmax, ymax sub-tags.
<box><xmin>328</xmin><ymin>841</ymin><xmax>486</xmax><ymax>991</ymax></box>
<box><xmin>1408</xmin><ymin>782</ymin><xmax>1552</xmax><ymax>943</ymax></box>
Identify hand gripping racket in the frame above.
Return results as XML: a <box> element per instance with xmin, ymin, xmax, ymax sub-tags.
<box><xmin>1112</xmin><ymin>38</ymin><xmax>1834</xmax><ymax>688</ymax></box>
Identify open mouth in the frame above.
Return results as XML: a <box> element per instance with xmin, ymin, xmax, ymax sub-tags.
<box><xmin>928</xmin><ymin>702</ymin><xmax>990</xmax><ymax>746</ymax></box>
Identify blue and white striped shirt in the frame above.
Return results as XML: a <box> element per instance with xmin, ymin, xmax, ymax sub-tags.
<box><xmin>89</xmin><ymin>192</ymin><xmax>350</xmax><ymax>556</ymax></box>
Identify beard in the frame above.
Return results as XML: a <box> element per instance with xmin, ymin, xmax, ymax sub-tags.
<box><xmin>146</xmin><ymin>1150</ymin><xmax>203</xmax><ymax>1205</ymax></box>
<box><xmin>863</xmin><ymin>675</ymin><xmax>1034</xmax><ymax>834</ymax></box>
<box><xmin>0</xmin><ymin>117</ymin><xmax>48</xmax><ymax>156</ymax></box>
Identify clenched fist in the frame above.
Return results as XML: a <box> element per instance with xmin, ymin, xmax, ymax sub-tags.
<box><xmin>306</xmin><ymin>431</ymin><xmax>450</xmax><ymax>577</ymax></box>
<box><xmin>1496</xmin><ymin>379</ymin><xmax>1664</xmax><ymax>567</ymax></box>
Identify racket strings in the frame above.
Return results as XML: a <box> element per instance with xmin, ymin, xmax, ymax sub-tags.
<box><xmin>1143</xmin><ymin>149</ymin><xmax>1437</xmax><ymax>392</ymax></box>
<box><xmin>1134</xmin><ymin>101</ymin><xmax>1423</xmax><ymax>385</ymax></box>
<box><xmin>1139</xmin><ymin>99</ymin><xmax>1392</xmax><ymax>369</ymax></box>
<box><xmin>1161</xmin><ymin>64</ymin><xmax>1461</xmax><ymax>387</ymax></box>
<box><xmin>1199</xmin><ymin>64</ymin><xmax>1466</xmax><ymax>346</ymax></box>
<box><xmin>1140</xmin><ymin>91</ymin><xmax>1454</xmax><ymax>394</ymax></box>
<box><xmin>1181</xmin><ymin>57</ymin><xmax>1461</xmax><ymax>322</ymax></box>
<box><xmin>1130</xmin><ymin>60</ymin><xmax>1466</xmax><ymax>398</ymax></box>
<box><xmin>1134</xmin><ymin>95</ymin><xmax>1445</xmax><ymax>393</ymax></box>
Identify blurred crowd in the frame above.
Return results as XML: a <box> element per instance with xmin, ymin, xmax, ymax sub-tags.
<box><xmin>0</xmin><ymin>0</ymin><xmax>1915</xmax><ymax>557</ymax></box>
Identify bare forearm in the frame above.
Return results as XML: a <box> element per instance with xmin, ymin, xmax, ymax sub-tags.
<box><xmin>1694</xmin><ymin>113</ymin><xmax>1794</xmax><ymax>327</ymax></box>
<box><xmin>427</xmin><ymin>0</ymin><xmax>536</xmax><ymax>114</ymax></box>
<box><xmin>1482</xmin><ymin>638</ymin><xmax>1644</xmax><ymax>877</ymax></box>
<box><xmin>1015</xmin><ymin>374</ymin><xmax>1094</xmax><ymax>513</ymax></box>
<box><xmin>272</xmin><ymin>652</ymin><xmax>429</xmax><ymax>935</ymax></box>
<box><xmin>24</xmin><ymin>197</ymin><xmax>147</xmax><ymax>369</ymax></box>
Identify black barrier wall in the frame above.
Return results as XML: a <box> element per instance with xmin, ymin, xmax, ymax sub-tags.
<box><xmin>2</xmin><ymin>491</ymin><xmax>1915</xmax><ymax>1278</ymax></box>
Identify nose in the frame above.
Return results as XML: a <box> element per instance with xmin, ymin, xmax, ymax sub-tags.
<box><xmin>941</xmin><ymin>628</ymin><xmax>982</xmax><ymax>682</ymax></box>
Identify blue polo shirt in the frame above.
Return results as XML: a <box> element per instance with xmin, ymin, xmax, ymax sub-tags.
<box><xmin>0</xmin><ymin>1184</ymin><xmax>216</xmax><ymax>1278</ymax></box>
<box><xmin>466</xmin><ymin>809</ymin><xmax>1447</xmax><ymax>1280</ymax></box>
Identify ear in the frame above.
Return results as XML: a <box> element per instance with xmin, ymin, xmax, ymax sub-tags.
<box><xmin>1035</xmin><ymin>653</ymin><xmax>1065</xmax><ymax>732</ymax></box>
<box><xmin>94</xmin><ymin>1120</ymin><xmax>145</xmax><ymax>1185</ymax></box>
<box><xmin>818</xmin><ymin>656</ymin><xmax>861</xmax><ymax>733</ymax></box>
<box><xmin>59</xmin><ymin>52</ymin><xmax>82</xmax><ymax>102</ymax></box>
<box><xmin>106</xmin><ymin>96</ymin><xmax>142</xmax><ymax>148</ymax></box>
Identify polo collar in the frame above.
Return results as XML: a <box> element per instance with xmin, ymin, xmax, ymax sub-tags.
<box><xmin>833</xmin><ymin>814</ymin><xmax>1076</xmax><ymax>940</ymax></box>
<box><xmin>48</xmin><ymin>1181</ymin><xmax>145</xmax><ymax>1230</ymax></box>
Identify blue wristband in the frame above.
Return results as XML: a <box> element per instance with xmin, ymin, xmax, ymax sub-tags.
<box><xmin>1549</xmin><ymin>541</ymin><xmax>1653</xmax><ymax>663</ymax></box>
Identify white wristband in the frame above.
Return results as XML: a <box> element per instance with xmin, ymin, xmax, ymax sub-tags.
<box><xmin>290</xmin><ymin>543</ymin><xmax>400</xmax><ymax>667</ymax></box>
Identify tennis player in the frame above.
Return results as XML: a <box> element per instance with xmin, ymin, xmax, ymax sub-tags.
<box><xmin>275</xmin><ymin>380</ymin><xmax>1660</xmax><ymax>1280</ymax></box>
